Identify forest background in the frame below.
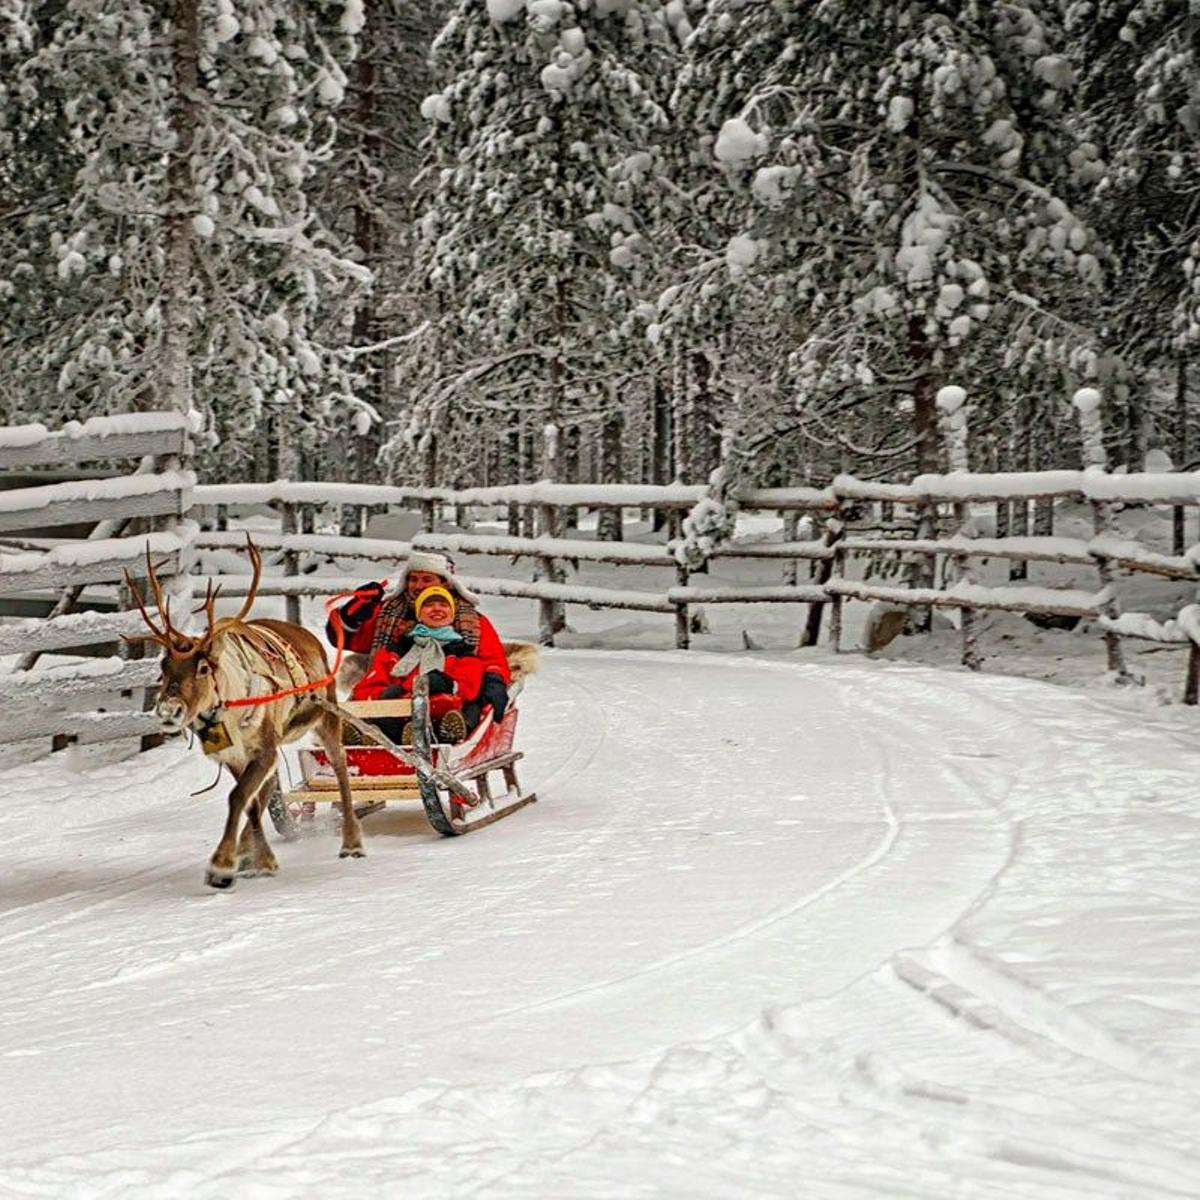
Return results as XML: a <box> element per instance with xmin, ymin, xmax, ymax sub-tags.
<box><xmin>0</xmin><ymin>0</ymin><xmax>1196</xmax><ymax>505</ymax></box>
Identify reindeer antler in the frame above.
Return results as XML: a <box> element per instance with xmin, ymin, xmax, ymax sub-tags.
<box><xmin>124</xmin><ymin>543</ymin><xmax>205</xmax><ymax>657</ymax></box>
<box><xmin>209</xmin><ymin>535</ymin><xmax>263</xmax><ymax>636</ymax></box>
<box><xmin>192</xmin><ymin>576</ymin><xmax>223</xmax><ymax>626</ymax></box>
<box><xmin>123</xmin><ymin>544</ymin><xmax>179</xmax><ymax>648</ymax></box>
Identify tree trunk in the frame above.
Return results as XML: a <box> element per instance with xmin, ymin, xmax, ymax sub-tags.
<box><xmin>520</xmin><ymin>422</ymin><xmax>536</xmax><ymax>536</ymax></box>
<box><xmin>505</xmin><ymin>425</ymin><xmax>520</xmax><ymax>534</ymax></box>
<box><xmin>906</xmin><ymin>317</ymin><xmax>939</xmax><ymax>632</ymax></box>
<box><xmin>538</xmin><ymin>420</ymin><xmax>566</xmax><ymax>633</ymax></box>
<box><xmin>157</xmin><ymin>0</ymin><xmax>200</xmax><ymax>415</ymax></box>
<box><xmin>670</xmin><ymin>337</ymin><xmax>691</xmax><ymax>483</ymax></box>
<box><xmin>1175</xmin><ymin>355</ymin><xmax>1189</xmax><ymax>554</ymax></box>
<box><xmin>690</xmin><ymin>349</ymin><xmax>719</xmax><ymax>484</ymax></box>
<box><xmin>562</xmin><ymin>422</ymin><xmax>580</xmax><ymax>530</ymax></box>
<box><xmin>421</xmin><ymin>432</ymin><xmax>437</xmax><ymax>532</ymax></box>
<box><xmin>597</xmin><ymin>409</ymin><xmax>624</xmax><ymax>541</ymax></box>
<box><xmin>652</xmin><ymin>376</ymin><xmax>671</xmax><ymax>531</ymax></box>
<box><xmin>1034</xmin><ymin>405</ymin><xmax>1054</xmax><ymax>536</ymax></box>
<box><xmin>350</xmin><ymin>8</ymin><xmax>381</xmax><ymax>485</ymax></box>
<box><xmin>1010</xmin><ymin>401</ymin><xmax>1033</xmax><ymax>579</ymax></box>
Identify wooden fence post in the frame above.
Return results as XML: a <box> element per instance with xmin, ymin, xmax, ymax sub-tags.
<box><xmin>1186</xmin><ymin>640</ymin><xmax>1200</xmax><ymax>705</ymax></box>
<box><xmin>536</xmin><ymin>422</ymin><xmax>568</xmax><ymax>637</ymax></box>
<box><xmin>537</xmin><ymin>499</ymin><xmax>564</xmax><ymax>648</ymax></box>
<box><xmin>829</xmin><ymin>546</ymin><xmax>845</xmax><ymax>652</ymax></box>
<box><xmin>937</xmin><ymin>385</ymin><xmax>979</xmax><ymax>670</ymax></box>
<box><xmin>800</xmin><ymin>516</ymin><xmax>844</xmax><ymax>648</ymax></box>
<box><xmin>280</xmin><ymin>501</ymin><xmax>301</xmax><ymax>624</ymax></box>
<box><xmin>1073</xmin><ymin>387</ymin><xmax>1132</xmax><ymax>683</ymax></box>
<box><xmin>782</xmin><ymin>511</ymin><xmax>799</xmax><ymax>586</ymax></box>
<box><xmin>674</xmin><ymin>561</ymin><xmax>690</xmax><ymax>649</ymax></box>
<box><xmin>340</xmin><ymin>503</ymin><xmax>365</xmax><ymax>538</ymax></box>
<box><xmin>535</xmin><ymin>501</ymin><xmax>564</xmax><ymax>648</ymax></box>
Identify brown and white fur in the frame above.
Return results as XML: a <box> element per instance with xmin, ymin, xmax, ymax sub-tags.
<box><xmin>129</xmin><ymin>540</ymin><xmax>363</xmax><ymax>889</ymax></box>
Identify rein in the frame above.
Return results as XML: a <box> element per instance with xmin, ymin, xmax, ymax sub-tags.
<box><xmin>219</xmin><ymin>583</ymin><xmax>386</xmax><ymax>710</ymax></box>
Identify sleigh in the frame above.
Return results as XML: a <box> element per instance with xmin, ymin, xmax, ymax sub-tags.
<box><xmin>280</xmin><ymin>681</ymin><xmax>536</xmax><ymax>836</ymax></box>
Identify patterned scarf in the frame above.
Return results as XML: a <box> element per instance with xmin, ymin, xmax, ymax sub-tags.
<box><xmin>390</xmin><ymin>623</ymin><xmax>461</xmax><ymax>679</ymax></box>
<box><xmin>371</xmin><ymin>591</ymin><xmax>482</xmax><ymax>655</ymax></box>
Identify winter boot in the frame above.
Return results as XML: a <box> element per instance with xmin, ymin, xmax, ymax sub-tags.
<box><xmin>436</xmin><ymin>709</ymin><xmax>467</xmax><ymax>744</ymax></box>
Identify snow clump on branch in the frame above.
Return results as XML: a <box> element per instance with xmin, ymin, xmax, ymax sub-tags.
<box><xmin>714</xmin><ymin>118</ymin><xmax>766</xmax><ymax>166</ymax></box>
<box><xmin>674</xmin><ymin>467</ymin><xmax>739</xmax><ymax>570</ymax></box>
<box><xmin>488</xmin><ymin>0</ymin><xmax>527</xmax><ymax>23</ymax></box>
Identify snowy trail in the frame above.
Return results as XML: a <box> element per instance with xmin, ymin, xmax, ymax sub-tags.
<box><xmin>1</xmin><ymin>651</ymin><xmax>1198</xmax><ymax>1197</ymax></box>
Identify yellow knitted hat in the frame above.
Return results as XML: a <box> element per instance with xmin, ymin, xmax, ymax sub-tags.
<box><xmin>415</xmin><ymin>585</ymin><xmax>456</xmax><ymax>619</ymax></box>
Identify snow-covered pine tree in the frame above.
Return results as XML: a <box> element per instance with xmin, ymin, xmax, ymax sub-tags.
<box><xmin>674</xmin><ymin>0</ymin><xmax>1106</xmax><ymax>489</ymax></box>
<box><xmin>313</xmin><ymin>0</ymin><xmax>447</xmax><ymax>485</ymax></box>
<box><xmin>1067</xmin><ymin>0</ymin><xmax>1199</xmax><ymax>470</ymax></box>
<box><xmin>395</xmin><ymin>0</ymin><xmax>672</xmax><ymax>496</ymax></box>
<box><xmin>0</xmin><ymin>0</ymin><xmax>370</xmax><ymax>478</ymax></box>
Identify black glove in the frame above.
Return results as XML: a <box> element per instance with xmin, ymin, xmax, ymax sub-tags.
<box><xmin>326</xmin><ymin>582</ymin><xmax>383</xmax><ymax>645</ymax></box>
<box><xmin>444</xmin><ymin>639</ymin><xmax>473</xmax><ymax>656</ymax></box>
<box><xmin>425</xmin><ymin>669</ymin><xmax>455</xmax><ymax>695</ymax></box>
<box><xmin>342</xmin><ymin>582</ymin><xmax>385</xmax><ymax>627</ymax></box>
<box><xmin>479</xmin><ymin>672</ymin><xmax>509</xmax><ymax>720</ymax></box>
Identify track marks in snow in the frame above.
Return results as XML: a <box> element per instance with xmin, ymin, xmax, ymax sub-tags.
<box><xmin>893</xmin><ymin>937</ymin><xmax>1200</xmax><ymax>1097</ymax></box>
<box><xmin>2</xmin><ymin>650</ymin><xmax>1199</xmax><ymax>1199</ymax></box>
<box><xmin>480</xmin><ymin>801</ymin><xmax>903</xmax><ymax>1026</ymax></box>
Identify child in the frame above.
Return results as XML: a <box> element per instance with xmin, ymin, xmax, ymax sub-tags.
<box><xmin>351</xmin><ymin>586</ymin><xmax>482</xmax><ymax>744</ymax></box>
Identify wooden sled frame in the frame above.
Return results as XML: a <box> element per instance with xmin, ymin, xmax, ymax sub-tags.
<box><xmin>280</xmin><ymin>680</ymin><xmax>536</xmax><ymax>837</ymax></box>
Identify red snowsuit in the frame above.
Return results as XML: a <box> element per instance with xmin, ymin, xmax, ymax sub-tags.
<box><xmin>338</xmin><ymin>601</ymin><xmax>511</xmax><ymax>686</ymax></box>
<box><xmin>351</xmin><ymin>641</ymin><xmax>483</xmax><ymax>723</ymax></box>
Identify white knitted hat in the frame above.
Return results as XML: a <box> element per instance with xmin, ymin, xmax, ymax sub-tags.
<box><xmin>386</xmin><ymin>549</ymin><xmax>479</xmax><ymax>604</ymax></box>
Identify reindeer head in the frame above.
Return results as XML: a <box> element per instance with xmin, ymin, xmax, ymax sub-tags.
<box><xmin>126</xmin><ymin>538</ymin><xmax>262</xmax><ymax>733</ymax></box>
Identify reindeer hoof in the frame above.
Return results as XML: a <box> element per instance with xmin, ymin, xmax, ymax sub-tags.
<box><xmin>239</xmin><ymin>862</ymin><xmax>279</xmax><ymax>878</ymax></box>
<box><xmin>205</xmin><ymin>868</ymin><xmax>236</xmax><ymax>890</ymax></box>
<box><xmin>339</xmin><ymin>847</ymin><xmax>366</xmax><ymax>859</ymax></box>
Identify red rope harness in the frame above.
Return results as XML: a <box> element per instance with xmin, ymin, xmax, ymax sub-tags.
<box><xmin>221</xmin><ymin>583</ymin><xmax>386</xmax><ymax>710</ymax></box>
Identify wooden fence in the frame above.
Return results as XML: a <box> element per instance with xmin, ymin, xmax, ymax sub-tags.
<box><xmin>191</xmin><ymin>482</ymin><xmax>838</xmax><ymax>649</ymax></box>
<box><xmin>189</xmin><ymin>388</ymin><xmax>1200</xmax><ymax>701</ymax></box>
<box><xmin>7</xmin><ymin>386</ymin><xmax>1200</xmax><ymax>769</ymax></box>
<box><xmin>0</xmin><ymin>414</ymin><xmax>193</xmax><ymax>755</ymax></box>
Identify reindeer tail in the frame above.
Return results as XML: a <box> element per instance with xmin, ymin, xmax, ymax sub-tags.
<box><xmin>336</xmin><ymin>652</ymin><xmax>369</xmax><ymax>696</ymax></box>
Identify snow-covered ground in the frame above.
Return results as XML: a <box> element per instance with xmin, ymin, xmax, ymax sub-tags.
<box><xmin>2</xmin><ymin>648</ymin><xmax>1199</xmax><ymax>1197</ymax></box>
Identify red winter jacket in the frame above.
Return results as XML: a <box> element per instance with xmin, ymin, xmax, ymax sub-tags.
<box><xmin>351</xmin><ymin>645</ymin><xmax>484</xmax><ymax>704</ymax></box>
<box><xmin>334</xmin><ymin>589</ymin><xmax>511</xmax><ymax>685</ymax></box>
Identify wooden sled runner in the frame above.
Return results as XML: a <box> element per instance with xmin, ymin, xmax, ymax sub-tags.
<box><xmin>281</xmin><ymin>682</ymin><xmax>536</xmax><ymax>837</ymax></box>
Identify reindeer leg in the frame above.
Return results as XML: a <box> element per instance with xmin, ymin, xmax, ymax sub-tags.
<box><xmin>206</xmin><ymin>750</ymin><xmax>279</xmax><ymax>889</ymax></box>
<box><xmin>316</xmin><ymin>700</ymin><xmax>364</xmax><ymax>859</ymax></box>
<box><xmin>239</xmin><ymin>788</ymin><xmax>279</xmax><ymax>877</ymax></box>
<box><xmin>234</xmin><ymin>821</ymin><xmax>256</xmax><ymax>872</ymax></box>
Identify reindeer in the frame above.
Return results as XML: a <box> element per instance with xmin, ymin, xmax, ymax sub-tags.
<box><xmin>127</xmin><ymin>539</ymin><xmax>364</xmax><ymax>889</ymax></box>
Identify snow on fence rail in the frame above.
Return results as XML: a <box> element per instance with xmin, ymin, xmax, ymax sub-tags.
<box><xmin>192</xmin><ymin>500</ymin><xmax>841</xmax><ymax>648</ymax></box>
<box><xmin>0</xmin><ymin>414</ymin><xmax>193</xmax><ymax>758</ymax></box>
<box><xmin>188</xmin><ymin>388</ymin><xmax>1200</xmax><ymax>703</ymax></box>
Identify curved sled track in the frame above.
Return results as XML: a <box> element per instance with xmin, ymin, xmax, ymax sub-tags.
<box><xmin>1</xmin><ymin>651</ymin><xmax>1197</xmax><ymax>1198</ymax></box>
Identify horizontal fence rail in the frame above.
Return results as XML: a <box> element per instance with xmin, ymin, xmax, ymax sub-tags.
<box><xmin>0</xmin><ymin>414</ymin><xmax>193</xmax><ymax>758</ymax></box>
<box><xmin>186</xmin><ymin>388</ymin><xmax>1200</xmax><ymax>702</ymax></box>
<box><xmin>9</xmin><ymin>385</ymin><xmax>1200</xmax><ymax>770</ymax></box>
